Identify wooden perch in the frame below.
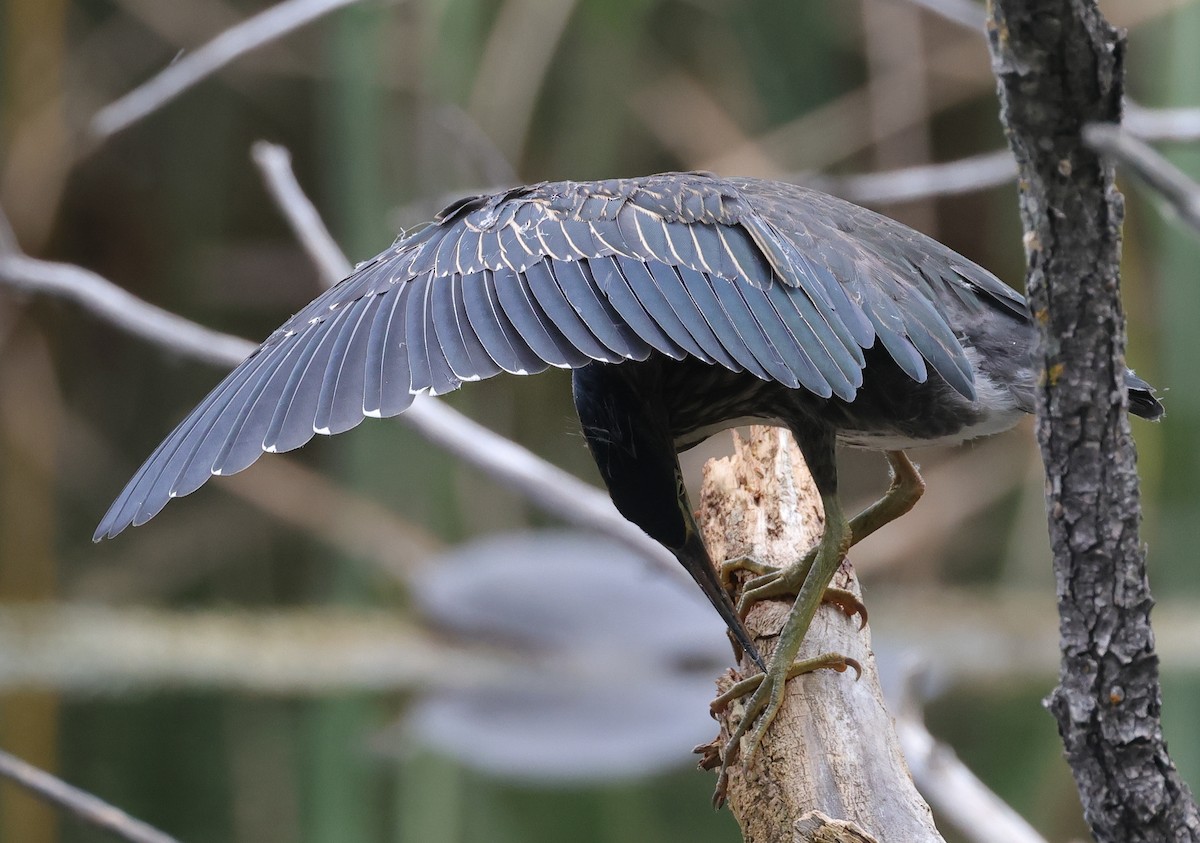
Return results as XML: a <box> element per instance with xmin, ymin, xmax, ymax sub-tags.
<box><xmin>696</xmin><ymin>426</ymin><xmax>943</xmax><ymax>843</ymax></box>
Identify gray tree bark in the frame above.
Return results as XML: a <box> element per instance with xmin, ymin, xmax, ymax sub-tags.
<box><xmin>987</xmin><ymin>2</ymin><xmax>1200</xmax><ymax>840</ymax></box>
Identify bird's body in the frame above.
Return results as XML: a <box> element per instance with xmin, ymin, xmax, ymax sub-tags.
<box><xmin>96</xmin><ymin>172</ymin><xmax>1161</xmax><ymax>786</ymax></box>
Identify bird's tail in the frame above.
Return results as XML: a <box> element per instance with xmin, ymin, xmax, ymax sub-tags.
<box><xmin>1125</xmin><ymin>369</ymin><xmax>1164</xmax><ymax>420</ymax></box>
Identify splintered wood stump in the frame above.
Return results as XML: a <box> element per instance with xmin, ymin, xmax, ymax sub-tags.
<box><xmin>697</xmin><ymin>427</ymin><xmax>943</xmax><ymax>843</ymax></box>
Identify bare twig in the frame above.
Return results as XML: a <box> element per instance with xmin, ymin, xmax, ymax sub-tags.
<box><xmin>90</xmin><ymin>0</ymin><xmax>363</xmax><ymax>141</ymax></box>
<box><xmin>804</xmin><ymin>148</ymin><xmax>1017</xmax><ymax>205</ymax></box>
<box><xmin>105</xmin><ymin>0</ymin><xmax>309</xmax><ymax>78</ymax></box>
<box><xmin>0</xmin><ymin>252</ymin><xmax>255</xmax><ymax>367</ymax></box>
<box><xmin>0</xmin><ymin>748</ymin><xmax>181</xmax><ymax>843</ymax></box>
<box><xmin>895</xmin><ymin>668</ymin><xmax>1049</xmax><ymax>843</ymax></box>
<box><xmin>1084</xmin><ymin>122</ymin><xmax>1200</xmax><ymax>233</ymax></box>
<box><xmin>800</xmin><ymin>105</ymin><xmax>1198</xmax><ymax>208</ymax></box>
<box><xmin>898</xmin><ymin>0</ymin><xmax>985</xmax><ymax>31</ymax></box>
<box><xmin>802</xmin><ymin>104</ymin><xmax>1200</xmax><ymax>208</ymax></box>
<box><xmin>796</xmin><ymin>101</ymin><xmax>1200</xmax><ymax>208</ymax></box>
<box><xmin>251</xmin><ymin>141</ymin><xmax>353</xmax><ymax>286</ymax></box>
<box><xmin>1125</xmin><ymin>101</ymin><xmax>1200</xmax><ymax>142</ymax></box>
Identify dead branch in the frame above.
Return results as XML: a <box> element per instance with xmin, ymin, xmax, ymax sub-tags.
<box><xmin>697</xmin><ymin>427</ymin><xmax>942</xmax><ymax>843</ymax></box>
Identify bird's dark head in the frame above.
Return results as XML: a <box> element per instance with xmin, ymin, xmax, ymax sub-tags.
<box><xmin>572</xmin><ymin>364</ymin><xmax>687</xmax><ymax>550</ymax></box>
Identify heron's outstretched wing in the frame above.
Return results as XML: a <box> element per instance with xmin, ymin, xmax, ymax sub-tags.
<box><xmin>730</xmin><ymin>178</ymin><xmax>1036</xmax><ymax>402</ymax></box>
<box><xmin>95</xmin><ymin>172</ymin><xmax>991</xmax><ymax>540</ymax></box>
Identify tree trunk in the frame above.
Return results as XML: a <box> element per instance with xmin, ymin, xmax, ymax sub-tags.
<box><xmin>987</xmin><ymin>1</ymin><xmax>1200</xmax><ymax>839</ymax></box>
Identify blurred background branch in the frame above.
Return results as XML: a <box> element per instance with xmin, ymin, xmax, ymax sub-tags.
<box><xmin>895</xmin><ymin>667</ymin><xmax>1049</xmax><ymax>843</ymax></box>
<box><xmin>1086</xmin><ymin>121</ymin><xmax>1200</xmax><ymax>231</ymax></box>
<box><xmin>251</xmin><ymin>141</ymin><xmax>354</xmax><ymax>286</ymax></box>
<box><xmin>0</xmin><ymin>249</ymin><xmax>257</xmax><ymax>367</ymax></box>
<box><xmin>5</xmin><ymin>589</ymin><xmax>1200</xmax><ymax>692</ymax></box>
<box><xmin>89</xmin><ymin>0</ymin><xmax>366</xmax><ymax>141</ymax></box>
<box><xmin>0</xmin><ymin>750</ymin><xmax>180</xmax><ymax>843</ymax></box>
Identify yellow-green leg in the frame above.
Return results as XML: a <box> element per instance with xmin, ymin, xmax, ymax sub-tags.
<box><xmin>720</xmin><ymin>450</ymin><xmax>924</xmax><ymax>612</ymax></box>
<box><xmin>845</xmin><ymin>449</ymin><xmax>925</xmax><ymax>546</ymax></box>
<box><xmin>712</xmin><ymin>491</ymin><xmax>854</xmax><ymax>798</ymax></box>
<box><xmin>710</xmin><ymin>451</ymin><xmax>924</xmax><ymax>800</ymax></box>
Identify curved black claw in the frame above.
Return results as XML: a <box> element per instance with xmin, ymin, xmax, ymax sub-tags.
<box><xmin>822</xmin><ymin>586</ymin><xmax>868</xmax><ymax>630</ymax></box>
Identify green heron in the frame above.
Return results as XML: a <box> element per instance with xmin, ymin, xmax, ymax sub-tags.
<box><xmin>94</xmin><ymin>173</ymin><xmax>1162</xmax><ymax>780</ymax></box>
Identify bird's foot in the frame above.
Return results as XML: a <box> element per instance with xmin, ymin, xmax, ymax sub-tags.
<box><xmin>717</xmin><ymin>554</ymin><xmax>776</xmax><ymax>594</ymax></box>
<box><xmin>722</xmin><ymin>554</ymin><xmax>867</xmax><ymax>628</ymax></box>
<box><xmin>735</xmin><ymin>550</ymin><xmax>816</xmax><ymax>615</ymax></box>
<box><xmin>707</xmin><ymin>652</ymin><xmax>862</xmax><ymax>807</ymax></box>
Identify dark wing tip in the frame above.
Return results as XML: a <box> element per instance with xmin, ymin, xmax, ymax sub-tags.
<box><xmin>1130</xmin><ymin>390</ymin><xmax>1165</xmax><ymax>421</ymax></box>
<box><xmin>1125</xmin><ymin>369</ymin><xmax>1164</xmax><ymax>420</ymax></box>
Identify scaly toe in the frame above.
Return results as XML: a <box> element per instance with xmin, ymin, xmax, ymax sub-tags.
<box><xmin>710</xmin><ymin>673</ymin><xmax>765</xmax><ymax>715</ymax></box>
<box><xmin>735</xmin><ymin>548</ymin><xmax>822</xmax><ymax>616</ymax></box>
<box><xmin>739</xmin><ymin>674</ymin><xmax>789</xmax><ymax>765</ymax></box>
<box><xmin>785</xmin><ymin>652</ymin><xmax>863</xmax><ymax>682</ymax></box>
<box><xmin>736</xmin><ymin>570</ymin><xmax>790</xmax><ymax>616</ymax></box>
<box><xmin>720</xmin><ymin>555</ymin><xmax>779</xmax><ymax>597</ymax></box>
<box><xmin>708</xmin><ymin>653</ymin><xmax>861</xmax><ymax>806</ymax></box>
